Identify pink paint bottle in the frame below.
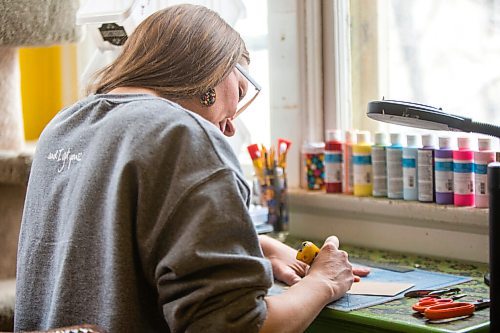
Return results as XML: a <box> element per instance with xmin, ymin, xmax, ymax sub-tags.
<box><xmin>474</xmin><ymin>137</ymin><xmax>496</xmax><ymax>208</ymax></box>
<box><xmin>453</xmin><ymin>137</ymin><xmax>474</xmax><ymax>206</ymax></box>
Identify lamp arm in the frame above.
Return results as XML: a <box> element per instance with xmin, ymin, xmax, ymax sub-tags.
<box><xmin>469</xmin><ymin>121</ymin><xmax>500</xmax><ymax>138</ymax></box>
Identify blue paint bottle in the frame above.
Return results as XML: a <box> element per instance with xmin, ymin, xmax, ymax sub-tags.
<box><xmin>435</xmin><ymin>136</ymin><xmax>454</xmax><ymax>205</ymax></box>
<box><xmin>474</xmin><ymin>137</ymin><xmax>495</xmax><ymax>208</ymax></box>
<box><xmin>403</xmin><ymin>134</ymin><xmax>419</xmax><ymax>201</ymax></box>
<box><xmin>418</xmin><ymin>134</ymin><xmax>435</xmax><ymax>203</ymax></box>
<box><xmin>371</xmin><ymin>132</ymin><xmax>388</xmax><ymax>197</ymax></box>
<box><xmin>386</xmin><ymin>133</ymin><xmax>403</xmax><ymax>199</ymax></box>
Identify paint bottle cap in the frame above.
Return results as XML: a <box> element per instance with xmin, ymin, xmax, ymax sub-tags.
<box><xmin>345</xmin><ymin>129</ymin><xmax>357</xmax><ymax>143</ymax></box>
<box><xmin>406</xmin><ymin>134</ymin><xmax>419</xmax><ymax>147</ymax></box>
<box><xmin>422</xmin><ymin>134</ymin><xmax>435</xmax><ymax>147</ymax></box>
<box><xmin>478</xmin><ymin>137</ymin><xmax>492</xmax><ymax>151</ymax></box>
<box><xmin>457</xmin><ymin>137</ymin><xmax>470</xmax><ymax>150</ymax></box>
<box><xmin>326</xmin><ymin>129</ymin><xmax>342</xmax><ymax>142</ymax></box>
<box><xmin>390</xmin><ymin>133</ymin><xmax>402</xmax><ymax>145</ymax></box>
<box><xmin>438</xmin><ymin>136</ymin><xmax>452</xmax><ymax>149</ymax></box>
<box><xmin>374</xmin><ymin>132</ymin><xmax>388</xmax><ymax>146</ymax></box>
<box><xmin>356</xmin><ymin>131</ymin><xmax>370</xmax><ymax>144</ymax></box>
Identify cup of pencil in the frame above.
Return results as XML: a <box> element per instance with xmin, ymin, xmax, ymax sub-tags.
<box><xmin>247</xmin><ymin>139</ymin><xmax>291</xmax><ymax>232</ymax></box>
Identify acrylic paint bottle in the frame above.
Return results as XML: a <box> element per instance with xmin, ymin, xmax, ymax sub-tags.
<box><xmin>435</xmin><ymin>136</ymin><xmax>454</xmax><ymax>205</ymax></box>
<box><xmin>418</xmin><ymin>134</ymin><xmax>435</xmax><ymax>203</ymax></box>
<box><xmin>371</xmin><ymin>132</ymin><xmax>388</xmax><ymax>197</ymax></box>
<box><xmin>403</xmin><ymin>134</ymin><xmax>419</xmax><ymax>201</ymax></box>
<box><xmin>324</xmin><ymin>129</ymin><xmax>343</xmax><ymax>193</ymax></box>
<box><xmin>453</xmin><ymin>137</ymin><xmax>474</xmax><ymax>206</ymax></box>
<box><xmin>353</xmin><ymin>131</ymin><xmax>372</xmax><ymax>196</ymax></box>
<box><xmin>343</xmin><ymin>129</ymin><xmax>357</xmax><ymax>194</ymax></box>
<box><xmin>474</xmin><ymin>137</ymin><xmax>496</xmax><ymax>208</ymax></box>
<box><xmin>386</xmin><ymin>133</ymin><xmax>404</xmax><ymax>199</ymax></box>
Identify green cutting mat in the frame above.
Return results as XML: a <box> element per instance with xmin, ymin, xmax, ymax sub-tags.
<box><xmin>281</xmin><ymin>234</ymin><xmax>490</xmax><ymax>333</ymax></box>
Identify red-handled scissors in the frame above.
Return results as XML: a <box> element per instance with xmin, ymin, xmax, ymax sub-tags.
<box><xmin>423</xmin><ymin>299</ymin><xmax>490</xmax><ymax>320</ymax></box>
<box><xmin>412</xmin><ymin>294</ymin><xmax>467</xmax><ymax>313</ymax></box>
<box><xmin>412</xmin><ymin>297</ymin><xmax>455</xmax><ymax>313</ymax></box>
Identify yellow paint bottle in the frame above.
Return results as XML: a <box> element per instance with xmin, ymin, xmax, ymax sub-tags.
<box><xmin>353</xmin><ymin>131</ymin><xmax>373</xmax><ymax>196</ymax></box>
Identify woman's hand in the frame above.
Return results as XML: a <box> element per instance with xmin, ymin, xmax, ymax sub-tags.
<box><xmin>259</xmin><ymin>235</ymin><xmax>371</xmax><ymax>333</ymax></box>
<box><xmin>259</xmin><ymin>235</ymin><xmax>308</xmax><ymax>286</ymax></box>
<box><xmin>306</xmin><ymin>236</ymin><xmax>355</xmax><ymax>301</ymax></box>
<box><xmin>259</xmin><ymin>235</ymin><xmax>370</xmax><ymax>287</ymax></box>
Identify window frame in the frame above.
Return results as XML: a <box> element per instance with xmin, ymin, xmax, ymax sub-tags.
<box><xmin>267</xmin><ymin>0</ymin><xmax>356</xmax><ymax>188</ymax></box>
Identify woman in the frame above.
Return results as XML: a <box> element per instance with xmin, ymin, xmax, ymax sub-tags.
<box><xmin>15</xmin><ymin>4</ymin><xmax>368</xmax><ymax>333</ymax></box>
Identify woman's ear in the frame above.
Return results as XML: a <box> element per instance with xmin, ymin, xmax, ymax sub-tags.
<box><xmin>200</xmin><ymin>88</ymin><xmax>216</xmax><ymax>107</ymax></box>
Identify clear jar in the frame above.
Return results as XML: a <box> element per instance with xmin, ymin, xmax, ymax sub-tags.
<box><xmin>302</xmin><ymin>142</ymin><xmax>326</xmax><ymax>190</ymax></box>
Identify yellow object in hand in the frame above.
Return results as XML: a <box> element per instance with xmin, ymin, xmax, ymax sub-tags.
<box><xmin>296</xmin><ymin>241</ymin><xmax>320</xmax><ymax>265</ymax></box>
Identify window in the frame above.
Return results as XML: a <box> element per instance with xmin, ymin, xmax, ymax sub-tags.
<box><xmin>228</xmin><ymin>0</ymin><xmax>271</xmax><ymax>176</ymax></box>
<box><xmin>350</xmin><ymin>0</ymin><xmax>500</xmax><ymax>142</ymax></box>
<box><xmin>290</xmin><ymin>0</ymin><xmax>490</xmax><ymax>262</ymax></box>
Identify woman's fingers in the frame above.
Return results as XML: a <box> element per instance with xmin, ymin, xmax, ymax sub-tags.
<box><xmin>323</xmin><ymin>236</ymin><xmax>339</xmax><ymax>249</ymax></box>
<box><xmin>353</xmin><ymin>266</ymin><xmax>371</xmax><ymax>277</ymax></box>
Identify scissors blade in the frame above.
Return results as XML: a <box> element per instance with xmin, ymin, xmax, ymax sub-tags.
<box><xmin>473</xmin><ymin>299</ymin><xmax>491</xmax><ymax>311</ymax></box>
<box><xmin>427</xmin><ymin>287</ymin><xmax>461</xmax><ymax>297</ymax></box>
<box><xmin>405</xmin><ymin>290</ymin><xmax>436</xmax><ymax>298</ymax></box>
<box><xmin>404</xmin><ymin>287</ymin><xmax>461</xmax><ymax>298</ymax></box>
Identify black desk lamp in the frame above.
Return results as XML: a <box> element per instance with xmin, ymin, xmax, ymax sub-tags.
<box><xmin>367</xmin><ymin>99</ymin><xmax>499</xmax><ymax>331</ymax></box>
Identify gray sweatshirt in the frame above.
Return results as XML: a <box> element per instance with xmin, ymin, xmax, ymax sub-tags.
<box><xmin>15</xmin><ymin>94</ymin><xmax>273</xmax><ymax>333</ymax></box>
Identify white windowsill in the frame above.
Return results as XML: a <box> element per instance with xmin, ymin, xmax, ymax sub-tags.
<box><xmin>287</xmin><ymin>189</ymin><xmax>489</xmax><ymax>263</ymax></box>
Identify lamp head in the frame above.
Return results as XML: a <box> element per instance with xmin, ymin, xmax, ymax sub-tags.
<box><xmin>367</xmin><ymin>100</ymin><xmax>471</xmax><ymax>132</ymax></box>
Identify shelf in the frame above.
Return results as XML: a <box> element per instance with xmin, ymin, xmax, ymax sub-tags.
<box><xmin>0</xmin><ymin>151</ymin><xmax>33</xmax><ymax>186</ymax></box>
<box><xmin>287</xmin><ymin>188</ymin><xmax>489</xmax><ymax>263</ymax></box>
<box><xmin>288</xmin><ymin>189</ymin><xmax>488</xmax><ymax>234</ymax></box>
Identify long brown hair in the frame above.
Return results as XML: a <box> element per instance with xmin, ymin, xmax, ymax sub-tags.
<box><xmin>88</xmin><ymin>4</ymin><xmax>249</xmax><ymax>99</ymax></box>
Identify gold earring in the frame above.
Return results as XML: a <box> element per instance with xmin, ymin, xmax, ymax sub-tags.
<box><xmin>200</xmin><ymin>88</ymin><xmax>216</xmax><ymax>107</ymax></box>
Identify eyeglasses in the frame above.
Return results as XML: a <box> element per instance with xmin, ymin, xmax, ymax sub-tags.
<box><xmin>233</xmin><ymin>63</ymin><xmax>262</xmax><ymax>119</ymax></box>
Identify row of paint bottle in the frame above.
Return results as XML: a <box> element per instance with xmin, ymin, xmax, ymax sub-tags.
<box><xmin>323</xmin><ymin>129</ymin><xmax>374</xmax><ymax>197</ymax></box>
<box><xmin>304</xmin><ymin>130</ymin><xmax>497</xmax><ymax>208</ymax></box>
<box><xmin>323</xmin><ymin>129</ymin><xmax>357</xmax><ymax>194</ymax></box>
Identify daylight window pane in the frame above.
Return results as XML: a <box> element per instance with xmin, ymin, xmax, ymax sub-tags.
<box><xmin>381</xmin><ymin>0</ymin><xmax>500</xmax><ymax>124</ymax></box>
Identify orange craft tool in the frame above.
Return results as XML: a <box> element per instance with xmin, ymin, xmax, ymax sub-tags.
<box><xmin>412</xmin><ymin>294</ymin><xmax>467</xmax><ymax>313</ymax></box>
<box><xmin>423</xmin><ymin>299</ymin><xmax>490</xmax><ymax>320</ymax></box>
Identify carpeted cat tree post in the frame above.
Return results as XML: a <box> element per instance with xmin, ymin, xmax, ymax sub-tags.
<box><xmin>0</xmin><ymin>2</ymin><xmax>81</xmax><ymax>329</ymax></box>
<box><xmin>0</xmin><ymin>0</ymin><xmax>81</xmax><ymax>152</ymax></box>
